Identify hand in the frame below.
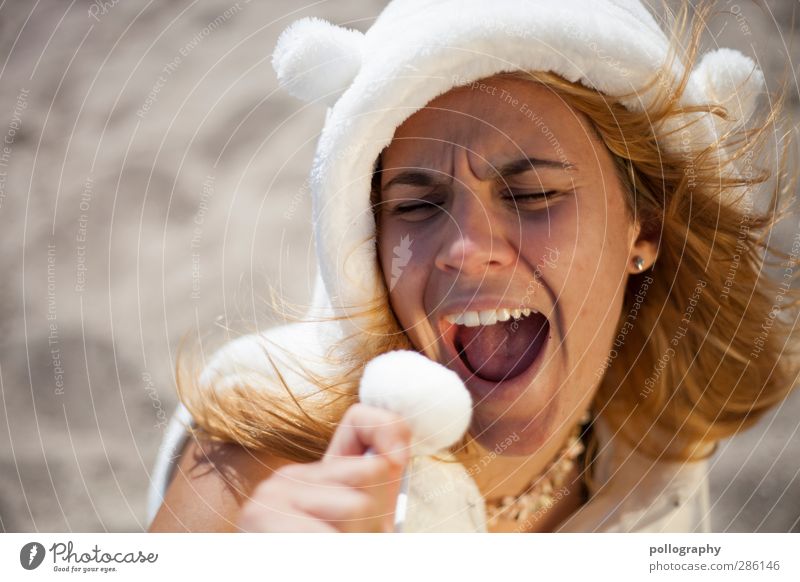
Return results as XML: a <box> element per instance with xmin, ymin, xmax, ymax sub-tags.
<box><xmin>236</xmin><ymin>403</ymin><xmax>411</xmax><ymax>532</ymax></box>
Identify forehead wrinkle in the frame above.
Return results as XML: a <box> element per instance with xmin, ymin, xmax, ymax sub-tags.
<box><xmin>381</xmin><ymin>136</ymin><xmax>453</xmax><ymax>184</ymax></box>
<box><xmin>384</xmin><ymin>89</ymin><xmax>586</xmax><ymax>189</ymax></box>
<box><xmin>417</xmin><ymin>105</ymin><xmax>497</xmax><ymax>177</ymax></box>
<box><xmin>457</xmin><ymin>143</ymin><xmax>483</xmax><ymax>185</ymax></box>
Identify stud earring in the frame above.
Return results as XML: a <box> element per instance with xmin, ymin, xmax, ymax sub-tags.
<box><xmin>633</xmin><ymin>256</ymin><xmax>645</xmax><ymax>272</ymax></box>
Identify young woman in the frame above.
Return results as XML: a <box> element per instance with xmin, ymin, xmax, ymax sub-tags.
<box><xmin>147</xmin><ymin>0</ymin><xmax>798</xmax><ymax>533</ymax></box>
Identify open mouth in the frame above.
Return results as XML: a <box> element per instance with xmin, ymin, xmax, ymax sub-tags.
<box><xmin>449</xmin><ymin>310</ymin><xmax>550</xmax><ymax>383</ymax></box>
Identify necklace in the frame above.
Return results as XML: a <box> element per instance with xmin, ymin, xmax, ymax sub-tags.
<box><xmin>485</xmin><ymin>412</ymin><xmax>590</xmax><ymax>527</ymax></box>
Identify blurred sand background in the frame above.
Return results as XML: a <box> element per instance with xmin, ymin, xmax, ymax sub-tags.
<box><xmin>0</xmin><ymin>0</ymin><xmax>798</xmax><ymax>532</ymax></box>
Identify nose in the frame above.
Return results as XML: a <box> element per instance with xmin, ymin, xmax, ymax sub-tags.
<box><xmin>434</xmin><ymin>189</ymin><xmax>516</xmax><ymax>277</ymax></box>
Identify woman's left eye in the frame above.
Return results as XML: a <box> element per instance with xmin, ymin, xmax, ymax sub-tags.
<box><xmin>501</xmin><ymin>190</ymin><xmax>559</xmax><ymax>203</ymax></box>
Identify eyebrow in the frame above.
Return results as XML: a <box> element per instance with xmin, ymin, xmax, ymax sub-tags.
<box><xmin>382</xmin><ymin>156</ymin><xmax>575</xmax><ymax>192</ymax></box>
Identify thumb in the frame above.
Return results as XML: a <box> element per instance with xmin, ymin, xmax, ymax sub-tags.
<box><xmin>324</xmin><ymin>403</ymin><xmax>411</xmax><ymax>466</ymax></box>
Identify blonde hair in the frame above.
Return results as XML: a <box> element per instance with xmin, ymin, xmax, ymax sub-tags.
<box><xmin>177</xmin><ymin>1</ymin><xmax>799</xmax><ymax>466</ymax></box>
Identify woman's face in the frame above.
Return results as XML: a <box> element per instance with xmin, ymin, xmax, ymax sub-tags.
<box><xmin>376</xmin><ymin>74</ymin><xmax>656</xmax><ymax>455</ymax></box>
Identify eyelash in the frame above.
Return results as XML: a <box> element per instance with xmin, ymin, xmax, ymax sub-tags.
<box><xmin>390</xmin><ymin>199</ymin><xmax>444</xmax><ymax>214</ymax></box>
<box><xmin>389</xmin><ymin>190</ymin><xmax>560</xmax><ymax>216</ymax></box>
<box><xmin>501</xmin><ymin>190</ymin><xmax>558</xmax><ymax>203</ymax></box>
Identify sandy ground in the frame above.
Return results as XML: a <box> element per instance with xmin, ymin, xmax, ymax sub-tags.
<box><xmin>0</xmin><ymin>0</ymin><xmax>798</xmax><ymax>532</ymax></box>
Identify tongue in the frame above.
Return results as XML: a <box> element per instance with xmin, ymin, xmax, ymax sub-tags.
<box><xmin>456</xmin><ymin>313</ymin><xmax>549</xmax><ymax>382</ymax></box>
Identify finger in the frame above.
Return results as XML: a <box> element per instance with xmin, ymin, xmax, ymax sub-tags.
<box><xmin>273</xmin><ymin>459</ymin><xmax>404</xmax><ymax>528</ymax></box>
<box><xmin>324</xmin><ymin>403</ymin><xmax>412</xmax><ymax>465</ymax></box>
<box><xmin>293</xmin><ymin>487</ymin><xmax>390</xmax><ymax>532</ymax></box>
<box><xmin>247</xmin><ymin>462</ymin><xmax>402</xmax><ymax>533</ymax></box>
<box><xmin>320</xmin><ymin>455</ymin><xmax>406</xmax><ymax>489</ymax></box>
<box><xmin>276</xmin><ymin>457</ymin><xmax>404</xmax><ymax>490</ymax></box>
<box><xmin>237</xmin><ymin>500</ymin><xmax>338</xmax><ymax>533</ymax></box>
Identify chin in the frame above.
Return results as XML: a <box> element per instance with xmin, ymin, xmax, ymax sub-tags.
<box><xmin>468</xmin><ymin>397</ymin><xmax>560</xmax><ymax>456</ymax></box>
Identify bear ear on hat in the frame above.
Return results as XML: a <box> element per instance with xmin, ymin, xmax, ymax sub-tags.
<box><xmin>271</xmin><ymin>17</ymin><xmax>365</xmax><ymax>107</ymax></box>
<box><xmin>690</xmin><ymin>47</ymin><xmax>765</xmax><ymax>129</ymax></box>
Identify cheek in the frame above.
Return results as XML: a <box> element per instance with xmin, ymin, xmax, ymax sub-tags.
<box><xmin>378</xmin><ymin>221</ymin><xmax>413</xmax><ymax>280</ymax></box>
<box><xmin>379</xmin><ymin>214</ymin><xmax>442</xmax><ymax>278</ymax></box>
<box><xmin>571</xmin><ymin>229</ymin><xmax>629</xmax><ymax>299</ymax></box>
<box><xmin>548</xmin><ymin>190</ymin><xmax>632</xmax><ymax>295</ymax></box>
<box><xmin>521</xmin><ymin>189</ymin><xmax>629</xmax><ymax>305</ymax></box>
<box><xmin>377</xmin><ymin>221</ymin><xmax>429</xmax><ymax>324</ymax></box>
<box><xmin>376</xmin><ymin>227</ymin><xmax>393</xmax><ymax>287</ymax></box>
<box><xmin>555</xmin><ymin>198</ymin><xmax>632</xmax><ymax>374</ymax></box>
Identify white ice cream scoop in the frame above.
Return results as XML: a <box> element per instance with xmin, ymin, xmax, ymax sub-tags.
<box><xmin>359</xmin><ymin>350</ymin><xmax>475</xmax><ymax>531</ymax></box>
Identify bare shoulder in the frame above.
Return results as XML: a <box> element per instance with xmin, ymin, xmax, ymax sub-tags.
<box><xmin>148</xmin><ymin>433</ymin><xmax>293</xmax><ymax>532</ymax></box>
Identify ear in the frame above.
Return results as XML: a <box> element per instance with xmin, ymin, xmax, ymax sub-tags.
<box><xmin>627</xmin><ymin>221</ymin><xmax>658</xmax><ymax>274</ymax></box>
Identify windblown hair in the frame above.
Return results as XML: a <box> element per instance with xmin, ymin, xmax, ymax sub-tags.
<box><xmin>176</xmin><ymin>1</ymin><xmax>799</xmax><ymax>466</ymax></box>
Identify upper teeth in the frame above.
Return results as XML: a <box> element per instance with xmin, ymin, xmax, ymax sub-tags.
<box><xmin>445</xmin><ymin>307</ymin><xmax>537</xmax><ymax>327</ymax></box>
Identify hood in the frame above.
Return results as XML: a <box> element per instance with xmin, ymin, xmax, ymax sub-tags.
<box><xmin>271</xmin><ymin>0</ymin><xmax>764</xmax><ymax>333</ymax></box>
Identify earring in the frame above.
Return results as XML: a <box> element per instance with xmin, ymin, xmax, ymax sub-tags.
<box><xmin>633</xmin><ymin>256</ymin><xmax>645</xmax><ymax>272</ymax></box>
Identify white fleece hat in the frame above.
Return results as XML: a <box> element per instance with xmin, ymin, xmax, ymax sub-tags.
<box><xmin>271</xmin><ymin>0</ymin><xmax>764</xmax><ymax>332</ymax></box>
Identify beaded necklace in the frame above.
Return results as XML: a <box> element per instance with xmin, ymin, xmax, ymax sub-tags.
<box><xmin>485</xmin><ymin>412</ymin><xmax>591</xmax><ymax>527</ymax></box>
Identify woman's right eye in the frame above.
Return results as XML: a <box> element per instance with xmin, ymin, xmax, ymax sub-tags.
<box><xmin>389</xmin><ymin>199</ymin><xmax>444</xmax><ymax>219</ymax></box>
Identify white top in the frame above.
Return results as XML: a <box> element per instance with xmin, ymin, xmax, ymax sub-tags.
<box><xmin>146</xmin><ymin>328</ymin><xmax>712</xmax><ymax>532</ymax></box>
